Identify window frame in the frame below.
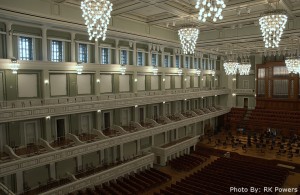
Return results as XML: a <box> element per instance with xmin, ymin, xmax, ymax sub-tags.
<box><xmin>164</xmin><ymin>53</ymin><xmax>170</xmax><ymax>67</ymax></box>
<box><xmin>175</xmin><ymin>55</ymin><xmax>180</xmax><ymax>68</ymax></box>
<box><xmin>185</xmin><ymin>56</ymin><xmax>190</xmax><ymax>69</ymax></box>
<box><xmin>18</xmin><ymin>36</ymin><xmax>35</xmax><ymax>61</ymax></box>
<box><xmin>120</xmin><ymin>48</ymin><xmax>129</xmax><ymax>65</ymax></box>
<box><xmin>151</xmin><ymin>52</ymin><xmax>158</xmax><ymax>66</ymax></box>
<box><xmin>100</xmin><ymin>47</ymin><xmax>111</xmax><ymax>64</ymax></box>
<box><xmin>78</xmin><ymin>43</ymin><xmax>89</xmax><ymax>63</ymax></box>
<box><xmin>50</xmin><ymin>40</ymin><xmax>64</xmax><ymax>62</ymax></box>
<box><xmin>137</xmin><ymin>50</ymin><xmax>145</xmax><ymax>66</ymax></box>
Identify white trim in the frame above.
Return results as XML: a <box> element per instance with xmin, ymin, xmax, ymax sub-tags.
<box><xmin>48</xmin><ymin>37</ymin><xmax>71</xmax><ymax>42</ymax></box>
<box><xmin>17</xmin><ymin>35</ymin><xmax>36</xmax><ymax>61</ymax></box>
<box><xmin>14</xmin><ymin>32</ymin><xmax>42</xmax><ymax>39</ymax></box>
<box><xmin>0</xmin><ymin>31</ymin><xmax>6</xmax><ymax>35</ymax></box>
<box><xmin>75</xmin><ymin>40</ymin><xmax>95</xmax><ymax>45</ymax></box>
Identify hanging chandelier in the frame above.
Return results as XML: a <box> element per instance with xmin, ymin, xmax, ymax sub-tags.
<box><xmin>195</xmin><ymin>0</ymin><xmax>226</xmax><ymax>22</ymax></box>
<box><xmin>223</xmin><ymin>60</ymin><xmax>239</xmax><ymax>75</ymax></box>
<box><xmin>259</xmin><ymin>0</ymin><xmax>287</xmax><ymax>48</ymax></box>
<box><xmin>81</xmin><ymin>0</ymin><xmax>113</xmax><ymax>41</ymax></box>
<box><xmin>178</xmin><ymin>27</ymin><xmax>199</xmax><ymax>54</ymax></box>
<box><xmin>238</xmin><ymin>62</ymin><xmax>251</xmax><ymax>75</ymax></box>
<box><xmin>285</xmin><ymin>56</ymin><xmax>300</xmax><ymax>74</ymax></box>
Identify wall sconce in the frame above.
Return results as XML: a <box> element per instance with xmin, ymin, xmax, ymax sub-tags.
<box><xmin>196</xmin><ymin>69</ymin><xmax>201</xmax><ymax>76</ymax></box>
<box><xmin>215</xmin><ymin>95</ymin><xmax>217</xmax><ymax>97</ymax></box>
<box><xmin>201</xmin><ymin>78</ymin><xmax>204</xmax><ymax>81</ymax></box>
<box><xmin>184</xmin><ymin>78</ymin><xmax>187</xmax><ymax>81</ymax></box>
<box><xmin>44</xmin><ymin>80</ymin><xmax>49</xmax><ymax>85</ymax></box>
<box><xmin>232</xmin><ymin>93</ymin><xmax>236</xmax><ymax>96</ymax></box>
<box><xmin>153</xmin><ymin>66</ymin><xmax>158</xmax><ymax>75</ymax></box>
<box><xmin>201</xmin><ymin>97</ymin><xmax>204</xmax><ymax>99</ymax></box>
<box><xmin>211</xmin><ymin>70</ymin><xmax>215</xmax><ymax>77</ymax></box>
<box><xmin>10</xmin><ymin>57</ymin><xmax>20</xmax><ymax>74</ymax></box>
<box><xmin>135</xmin><ymin>105</ymin><xmax>138</xmax><ymax>108</ymax></box>
<box><xmin>120</xmin><ymin>64</ymin><xmax>126</xmax><ymax>75</ymax></box>
<box><xmin>76</xmin><ymin>62</ymin><xmax>83</xmax><ymax>75</ymax></box>
<box><xmin>177</xmin><ymin>68</ymin><xmax>183</xmax><ymax>76</ymax></box>
<box><xmin>184</xmin><ymin>99</ymin><xmax>187</xmax><ymax>101</ymax></box>
<box><xmin>215</xmin><ymin>78</ymin><xmax>217</xmax><ymax>81</ymax></box>
<box><xmin>163</xmin><ymin>78</ymin><xmax>165</xmax><ymax>82</ymax></box>
<box><xmin>97</xmin><ymin>110</ymin><xmax>101</xmax><ymax>113</ymax></box>
<box><xmin>232</xmin><ymin>78</ymin><xmax>236</xmax><ymax>81</ymax></box>
<box><xmin>254</xmin><ymin>94</ymin><xmax>257</xmax><ymax>97</ymax></box>
<box><xmin>134</xmin><ymin>78</ymin><xmax>138</xmax><ymax>82</ymax></box>
<box><xmin>96</xmin><ymin>79</ymin><xmax>100</xmax><ymax>83</ymax></box>
<box><xmin>163</xmin><ymin>101</ymin><xmax>166</xmax><ymax>104</ymax></box>
<box><xmin>46</xmin><ymin>116</ymin><xmax>51</xmax><ymax>120</ymax></box>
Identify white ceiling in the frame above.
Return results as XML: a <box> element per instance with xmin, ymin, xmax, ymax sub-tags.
<box><xmin>60</xmin><ymin>0</ymin><xmax>300</xmax><ymax>54</ymax></box>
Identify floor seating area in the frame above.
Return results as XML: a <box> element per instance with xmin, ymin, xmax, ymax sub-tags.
<box><xmin>225</xmin><ymin>107</ymin><xmax>247</xmax><ymax>130</ymax></box>
<box><xmin>77</xmin><ymin>133</ymin><xmax>98</xmax><ymax>142</ymax></box>
<box><xmin>50</xmin><ymin>137</ymin><xmax>74</xmax><ymax>149</ymax></box>
<box><xmin>68</xmin><ymin>168</ymin><xmax>171</xmax><ymax>195</ymax></box>
<box><xmin>102</xmin><ymin>128</ymin><xmax>123</xmax><ymax>137</ymax></box>
<box><xmin>160</xmin><ymin>156</ymin><xmax>289</xmax><ymax>195</ymax></box>
<box><xmin>168</xmin><ymin>154</ymin><xmax>205</xmax><ymax>171</ymax></box>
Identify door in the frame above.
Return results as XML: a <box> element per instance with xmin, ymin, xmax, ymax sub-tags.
<box><xmin>0</xmin><ymin>125</ymin><xmax>7</xmax><ymax>152</ymax></box>
<box><xmin>25</xmin><ymin>122</ymin><xmax>37</xmax><ymax>144</ymax></box>
<box><xmin>121</xmin><ymin>109</ymin><xmax>129</xmax><ymax>126</ymax></box>
<box><xmin>104</xmin><ymin>112</ymin><xmax>111</xmax><ymax>129</ymax></box>
<box><xmin>244</xmin><ymin>98</ymin><xmax>248</xmax><ymax>109</ymax></box>
<box><xmin>139</xmin><ymin>107</ymin><xmax>144</xmax><ymax>123</ymax></box>
<box><xmin>81</xmin><ymin>115</ymin><xmax>90</xmax><ymax>133</ymax></box>
<box><xmin>56</xmin><ymin>119</ymin><xmax>65</xmax><ymax>138</ymax></box>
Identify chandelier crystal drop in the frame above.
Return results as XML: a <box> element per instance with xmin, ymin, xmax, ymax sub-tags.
<box><xmin>223</xmin><ymin>60</ymin><xmax>239</xmax><ymax>75</ymax></box>
<box><xmin>285</xmin><ymin>57</ymin><xmax>300</xmax><ymax>74</ymax></box>
<box><xmin>81</xmin><ymin>0</ymin><xmax>113</xmax><ymax>41</ymax></box>
<box><xmin>259</xmin><ymin>9</ymin><xmax>287</xmax><ymax>48</ymax></box>
<box><xmin>238</xmin><ymin>62</ymin><xmax>251</xmax><ymax>75</ymax></box>
<box><xmin>195</xmin><ymin>0</ymin><xmax>226</xmax><ymax>22</ymax></box>
<box><xmin>178</xmin><ymin>28</ymin><xmax>199</xmax><ymax>54</ymax></box>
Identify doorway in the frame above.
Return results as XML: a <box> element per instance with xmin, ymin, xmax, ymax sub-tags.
<box><xmin>24</xmin><ymin>122</ymin><xmax>37</xmax><ymax>144</ymax></box>
<box><xmin>56</xmin><ymin>119</ymin><xmax>65</xmax><ymax>138</ymax></box>
<box><xmin>153</xmin><ymin>105</ymin><xmax>159</xmax><ymax>120</ymax></box>
<box><xmin>243</xmin><ymin>98</ymin><xmax>249</xmax><ymax>109</ymax></box>
<box><xmin>104</xmin><ymin>112</ymin><xmax>111</xmax><ymax>129</ymax></box>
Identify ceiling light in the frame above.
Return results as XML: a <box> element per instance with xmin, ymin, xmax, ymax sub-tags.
<box><xmin>178</xmin><ymin>27</ymin><xmax>199</xmax><ymax>54</ymax></box>
<box><xmin>259</xmin><ymin>1</ymin><xmax>287</xmax><ymax>48</ymax></box>
<box><xmin>195</xmin><ymin>0</ymin><xmax>226</xmax><ymax>22</ymax></box>
<box><xmin>81</xmin><ymin>0</ymin><xmax>113</xmax><ymax>41</ymax></box>
<box><xmin>10</xmin><ymin>58</ymin><xmax>20</xmax><ymax>74</ymax></box>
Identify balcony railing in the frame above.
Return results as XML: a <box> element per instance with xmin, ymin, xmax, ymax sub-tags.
<box><xmin>0</xmin><ymin>108</ymin><xmax>229</xmax><ymax>176</ymax></box>
<box><xmin>42</xmin><ymin>153</ymin><xmax>154</xmax><ymax>195</ymax></box>
<box><xmin>0</xmin><ymin>88</ymin><xmax>230</xmax><ymax>123</ymax></box>
<box><xmin>232</xmin><ymin>89</ymin><xmax>255</xmax><ymax>95</ymax></box>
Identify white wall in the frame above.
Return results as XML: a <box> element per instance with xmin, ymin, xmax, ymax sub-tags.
<box><xmin>100</xmin><ymin>74</ymin><xmax>112</xmax><ymax>93</ymax></box>
<box><xmin>165</xmin><ymin>76</ymin><xmax>171</xmax><ymax>89</ymax></box>
<box><xmin>119</xmin><ymin>75</ymin><xmax>130</xmax><ymax>92</ymax></box>
<box><xmin>50</xmin><ymin>74</ymin><xmax>67</xmax><ymax>96</ymax></box>
<box><xmin>175</xmin><ymin>76</ymin><xmax>181</xmax><ymax>89</ymax></box>
<box><xmin>151</xmin><ymin>76</ymin><xmax>159</xmax><ymax>90</ymax></box>
<box><xmin>18</xmin><ymin>74</ymin><xmax>38</xmax><ymax>97</ymax></box>
<box><xmin>186</xmin><ymin>76</ymin><xmax>190</xmax><ymax>88</ymax></box>
<box><xmin>137</xmin><ymin>75</ymin><xmax>145</xmax><ymax>91</ymax></box>
<box><xmin>77</xmin><ymin>74</ymin><xmax>91</xmax><ymax>95</ymax></box>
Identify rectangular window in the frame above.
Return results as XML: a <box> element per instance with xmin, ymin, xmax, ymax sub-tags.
<box><xmin>78</xmin><ymin>43</ymin><xmax>88</xmax><ymax>63</ymax></box>
<box><xmin>164</xmin><ymin>55</ymin><xmax>170</xmax><ymax>67</ymax></box>
<box><xmin>120</xmin><ymin>49</ymin><xmax>128</xmax><ymax>65</ymax></box>
<box><xmin>51</xmin><ymin>40</ymin><xmax>63</xmax><ymax>62</ymax></box>
<box><xmin>152</xmin><ymin>53</ymin><xmax>158</xmax><ymax>66</ymax></box>
<box><xmin>194</xmin><ymin>58</ymin><xmax>198</xmax><ymax>69</ymax></box>
<box><xmin>101</xmin><ymin>48</ymin><xmax>109</xmax><ymax>64</ymax></box>
<box><xmin>18</xmin><ymin>36</ymin><xmax>33</xmax><ymax>60</ymax></box>
<box><xmin>176</xmin><ymin>55</ymin><xmax>180</xmax><ymax>68</ymax></box>
<box><xmin>137</xmin><ymin>51</ymin><xmax>144</xmax><ymax>66</ymax></box>
<box><xmin>185</xmin><ymin>56</ymin><xmax>189</xmax><ymax>68</ymax></box>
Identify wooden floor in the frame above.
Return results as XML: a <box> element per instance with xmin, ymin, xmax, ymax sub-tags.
<box><xmin>144</xmin><ymin>131</ymin><xmax>300</xmax><ymax>195</ymax></box>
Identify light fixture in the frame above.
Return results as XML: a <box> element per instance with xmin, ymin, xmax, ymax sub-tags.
<box><xmin>259</xmin><ymin>0</ymin><xmax>287</xmax><ymax>48</ymax></box>
<box><xmin>238</xmin><ymin>62</ymin><xmax>251</xmax><ymax>75</ymax></box>
<box><xmin>232</xmin><ymin>93</ymin><xmax>236</xmax><ymax>96</ymax></box>
<box><xmin>97</xmin><ymin>110</ymin><xmax>101</xmax><ymax>113</ymax></box>
<box><xmin>46</xmin><ymin>116</ymin><xmax>51</xmax><ymax>120</ymax></box>
<box><xmin>134</xmin><ymin>78</ymin><xmax>138</xmax><ymax>82</ymax></box>
<box><xmin>163</xmin><ymin>101</ymin><xmax>166</xmax><ymax>104</ymax></box>
<box><xmin>44</xmin><ymin>80</ymin><xmax>49</xmax><ymax>85</ymax></box>
<box><xmin>76</xmin><ymin>62</ymin><xmax>84</xmax><ymax>74</ymax></box>
<box><xmin>211</xmin><ymin>70</ymin><xmax>215</xmax><ymax>76</ymax></box>
<box><xmin>10</xmin><ymin>58</ymin><xmax>20</xmax><ymax>74</ymax></box>
<box><xmin>96</xmin><ymin>79</ymin><xmax>100</xmax><ymax>83</ymax></box>
<box><xmin>81</xmin><ymin>0</ymin><xmax>113</xmax><ymax>41</ymax></box>
<box><xmin>184</xmin><ymin>99</ymin><xmax>187</xmax><ymax>101</ymax></box>
<box><xmin>285</xmin><ymin>56</ymin><xmax>300</xmax><ymax>74</ymax></box>
<box><xmin>178</xmin><ymin>68</ymin><xmax>183</xmax><ymax>76</ymax></box>
<box><xmin>163</xmin><ymin>78</ymin><xmax>166</xmax><ymax>82</ymax></box>
<box><xmin>223</xmin><ymin>54</ymin><xmax>239</xmax><ymax>75</ymax></box>
<box><xmin>153</xmin><ymin>66</ymin><xmax>158</xmax><ymax>75</ymax></box>
<box><xmin>120</xmin><ymin>64</ymin><xmax>126</xmax><ymax>75</ymax></box>
<box><xmin>196</xmin><ymin>69</ymin><xmax>201</xmax><ymax>76</ymax></box>
<box><xmin>195</xmin><ymin>0</ymin><xmax>226</xmax><ymax>22</ymax></box>
<box><xmin>178</xmin><ymin>27</ymin><xmax>199</xmax><ymax>54</ymax></box>
<box><xmin>135</xmin><ymin>105</ymin><xmax>138</xmax><ymax>108</ymax></box>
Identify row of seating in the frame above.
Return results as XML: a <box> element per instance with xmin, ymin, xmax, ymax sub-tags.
<box><xmin>69</xmin><ymin>168</ymin><xmax>171</xmax><ymax>195</ymax></box>
<box><xmin>160</xmin><ymin>156</ymin><xmax>288</xmax><ymax>195</ymax></box>
<box><xmin>168</xmin><ymin>154</ymin><xmax>205</xmax><ymax>171</ymax></box>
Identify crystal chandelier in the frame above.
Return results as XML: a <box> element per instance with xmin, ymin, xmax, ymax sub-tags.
<box><xmin>223</xmin><ymin>60</ymin><xmax>239</xmax><ymax>75</ymax></box>
<box><xmin>81</xmin><ymin>0</ymin><xmax>113</xmax><ymax>41</ymax></box>
<box><xmin>178</xmin><ymin>27</ymin><xmax>199</xmax><ymax>54</ymax></box>
<box><xmin>195</xmin><ymin>0</ymin><xmax>226</xmax><ymax>22</ymax></box>
<box><xmin>153</xmin><ymin>66</ymin><xmax>158</xmax><ymax>75</ymax></box>
<box><xmin>238</xmin><ymin>62</ymin><xmax>251</xmax><ymax>75</ymax></box>
<box><xmin>285</xmin><ymin>56</ymin><xmax>300</xmax><ymax>74</ymax></box>
<box><xmin>259</xmin><ymin>1</ymin><xmax>287</xmax><ymax>48</ymax></box>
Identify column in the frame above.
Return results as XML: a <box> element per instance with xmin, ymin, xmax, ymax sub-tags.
<box><xmin>71</xmin><ymin>32</ymin><xmax>76</xmax><ymax>62</ymax></box>
<box><xmin>77</xmin><ymin>155</ymin><xmax>83</xmax><ymax>170</ymax></box>
<box><xmin>16</xmin><ymin>171</ymin><xmax>23</xmax><ymax>194</ymax></box>
<box><xmin>175</xmin><ymin>128</ymin><xmax>179</xmax><ymax>139</ymax></box>
<box><xmin>49</xmin><ymin>163</ymin><xmax>56</xmax><ymax>179</ymax></box>
<box><xmin>43</xmin><ymin>69</ymin><xmax>50</xmax><ymax>99</ymax></box>
<box><xmin>133</xmin><ymin>105</ymin><xmax>138</xmax><ymax>122</ymax></box>
<box><xmin>42</xmin><ymin>27</ymin><xmax>48</xmax><ymax>61</ymax></box>
<box><xmin>120</xmin><ymin>144</ymin><xmax>124</xmax><ymax>161</ymax></box>
<box><xmin>148</xmin><ymin>43</ymin><xmax>152</xmax><ymax>66</ymax></box>
<box><xmin>95</xmin><ymin>40</ymin><xmax>99</xmax><ymax>64</ymax></box>
<box><xmin>44</xmin><ymin>117</ymin><xmax>52</xmax><ymax>142</ymax></box>
<box><xmin>115</xmin><ymin>39</ymin><xmax>119</xmax><ymax>64</ymax></box>
<box><xmin>5</xmin><ymin>22</ymin><xmax>13</xmax><ymax>59</ymax></box>
<box><xmin>95</xmin><ymin>110</ymin><xmax>102</xmax><ymax>130</ymax></box>
<box><xmin>160</xmin><ymin>46</ymin><xmax>164</xmax><ymax>67</ymax></box>
<box><xmin>132</xmin><ymin>41</ymin><xmax>137</xmax><ymax>66</ymax></box>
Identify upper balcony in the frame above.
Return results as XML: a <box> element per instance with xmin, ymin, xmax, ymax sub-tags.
<box><xmin>232</xmin><ymin>89</ymin><xmax>255</xmax><ymax>96</ymax></box>
<box><xmin>0</xmin><ymin>88</ymin><xmax>230</xmax><ymax>123</ymax></box>
<box><xmin>0</xmin><ymin>107</ymin><xmax>230</xmax><ymax>176</ymax></box>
